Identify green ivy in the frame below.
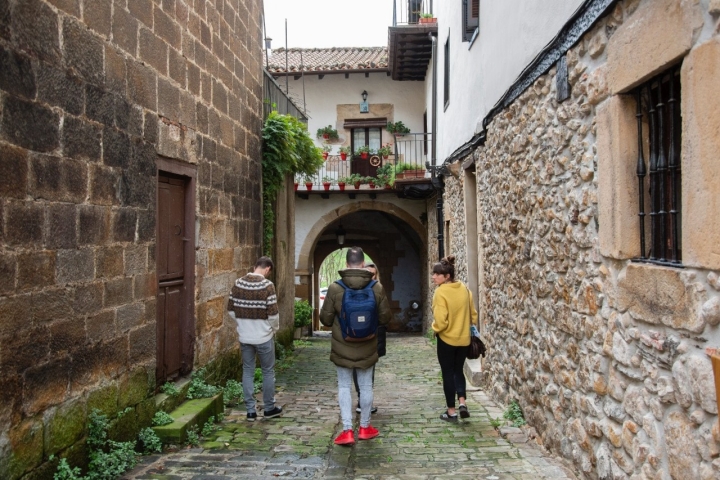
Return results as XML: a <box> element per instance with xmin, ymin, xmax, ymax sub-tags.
<box><xmin>262</xmin><ymin>111</ymin><xmax>324</xmax><ymax>255</ymax></box>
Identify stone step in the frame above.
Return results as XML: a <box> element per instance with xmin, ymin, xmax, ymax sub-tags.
<box><xmin>152</xmin><ymin>393</ymin><xmax>224</xmax><ymax>444</ymax></box>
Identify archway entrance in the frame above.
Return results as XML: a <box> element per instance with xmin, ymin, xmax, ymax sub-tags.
<box><xmin>306</xmin><ymin>209</ymin><xmax>426</xmax><ymax>333</ymax></box>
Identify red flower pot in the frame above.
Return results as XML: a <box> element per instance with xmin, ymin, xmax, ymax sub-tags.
<box><xmin>354</xmin><ymin>182</ymin><xmax>362</xmax><ymax>189</ymax></box>
<box><xmin>368</xmin><ymin>182</ymin><xmax>375</xmax><ymax>189</ymax></box>
<box><xmin>338</xmin><ymin>182</ymin><xmax>346</xmax><ymax>191</ymax></box>
<box><xmin>340</xmin><ymin>153</ymin><xmax>347</xmax><ymax>160</ymax></box>
<box><xmin>322</xmin><ymin>152</ymin><xmax>328</xmax><ymax>160</ymax></box>
<box><xmin>322</xmin><ymin>133</ymin><xmax>329</xmax><ymax>139</ymax></box>
<box><xmin>360</xmin><ymin>152</ymin><xmax>368</xmax><ymax>160</ymax></box>
<box><xmin>322</xmin><ymin>182</ymin><xmax>331</xmax><ymax>191</ymax></box>
<box><xmin>305</xmin><ymin>182</ymin><xmax>313</xmax><ymax>191</ymax></box>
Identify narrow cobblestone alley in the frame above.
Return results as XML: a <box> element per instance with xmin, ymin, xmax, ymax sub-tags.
<box><xmin>126</xmin><ymin>335</ymin><xmax>578</xmax><ymax>479</ymax></box>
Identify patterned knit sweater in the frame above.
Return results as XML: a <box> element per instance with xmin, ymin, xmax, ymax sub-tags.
<box><xmin>227</xmin><ymin>273</ymin><xmax>280</xmax><ymax>345</ymax></box>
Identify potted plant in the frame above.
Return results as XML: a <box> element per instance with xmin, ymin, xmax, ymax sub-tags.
<box><xmin>337</xmin><ymin>176</ymin><xmax>350</xmax><ymax>191</ymax></box>
<box><xmin>377</xmin><ymin>143</ymin><xmax>393</xmax><ymax>159</ymax></box>
<box><xmin>418</xmin><ymin>12</ymin><xmax>437</xmax><ymax>24</ymax></box>
<box><xmin>349</xmin><ymin>173</ymin><xmax>363</xmax><ymax>189</ymax></box>
<box><xmin>303</xmin><ymin>174</ymin><xmax>314</xmax><ymax>191</ymax></box>
<box><xmin>357</xmin><ymin>145</ymin><xmax>372</xmax><ymax>160</ymax></box>
<box><xmin>339</xmin><ymin>146</ymin><xmax>351</xmax><ymax>161</ymax></box>
<box><xmin>395</xmin><ymin>162</ymin><xmax>425</xmax><ymax>179</ymax></box>
<box><xmin>366</xmin><ymin>176</ymin><xmax>376</xmax><ymax>189</ymax></box>
<box><xmin>322</xmin><ymin>144</ymin><xmax>332</xmax><ymax>160</ymax></box>
<box><xmin>386</xmin><ymin>121</ymin><xmax>411</xmax><ymax>136</ymax></box>
<box><xmin>316</xmin><ymin>125</ymin><xmax>339</xmax><ymax>141</ymax></box>
<box><xmin>322</xmin><ymin>176</ymin><xmax>332</xmax><ymax>191</ymax></box>
<box><xmin>294</xmin><ymin>299</ymin><xmax>312</xmax><ymax>338</ymax></box>
<box><xmin>376</xmin><ymin>164</ymin><xmax>394</xmax><ymax>188</ymax></box>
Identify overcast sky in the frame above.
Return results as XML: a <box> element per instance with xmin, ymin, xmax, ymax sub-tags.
<box><xmin>264</xmin><ymin>0</ymin><xmax>394</xmax><ymax>49</ymax></box>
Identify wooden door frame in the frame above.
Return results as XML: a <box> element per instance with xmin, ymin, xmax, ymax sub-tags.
<box><xmin>156</xmin><ymin>157</ymin><xmax>197</xmax><ymax>380</ymax></box>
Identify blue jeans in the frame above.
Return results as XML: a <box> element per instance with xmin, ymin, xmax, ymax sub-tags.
<box><xmin>337</xmin><ymin>366</ymin><xmax>373</xmax><ymax>430</ymax></box>
<box><xmin>241</xmin><ymin>339</ymin><xmax>276</xmax><ymax>414</ymax></box>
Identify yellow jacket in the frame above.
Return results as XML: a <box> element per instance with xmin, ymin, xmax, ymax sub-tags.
<box><xmin>431</xmin><ymin>281</ymin><xmax>478</xmax><ymax>346</ymax></box>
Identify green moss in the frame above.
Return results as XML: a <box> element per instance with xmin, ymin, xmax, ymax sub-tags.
<box><xmin>45</xmin><ymin>400</ymin><xmax>86</xmax><ymax>456</ymax></box>
<box><xmin>87</xmin><ymin>383</ymin><xmax>119</xmax><ymax>418</ymax></box>
<box><xmin>152</xmin><ymin>394</ymin><xmax>223</xmax><ymax>444</ymax></box>
<box><xmin>119</xmin><ymin>367</ymin><xmax>152</xmax><ymax>409</ymax></box>
<box><xmin>0</xmin><ymin>418</ymin><xmax>43</xmax><ymax>479</ymax></box>
<box><xmin>108</xmin><ymin>408</ymin><xmax>139</xmax><ymax>443</ymax></box>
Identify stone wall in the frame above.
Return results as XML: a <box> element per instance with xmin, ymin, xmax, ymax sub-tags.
<box><xmin>0</xmin><ymin>0</ymin><xmax>264</xmax><ymax>477</ymax></box>
<box><xmin>439</xmin><ymin>0</ymin><xmax>720</xmax><ymax>478</ymax></box>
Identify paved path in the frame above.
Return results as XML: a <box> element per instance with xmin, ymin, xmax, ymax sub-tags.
<box><xmin>126</xmin><ymin>334</ymin><xmax>578</xmax><ymax>479</ymax></box>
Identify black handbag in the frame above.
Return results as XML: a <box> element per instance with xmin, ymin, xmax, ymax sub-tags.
<box><xmin>467</xmin><ymin>335</ymin><xmax>486</xmax><ymax>359</ymax></box>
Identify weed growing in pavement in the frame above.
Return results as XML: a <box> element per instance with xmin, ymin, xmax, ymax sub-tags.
<box><xmin>503</xmin><ymin>400</ymin><xmax>527</xmax><ymax>427</ymax></box>
<box><xmin>293</xmin><ymin>339</ymin><xmax>311</xmax><ymax>348</ymax></box>
<box><xmin>187</xmin><ymin>367</ymin><xmax>221</xmax><ymax>399</ymax></box>
<box><xmin>186</xmin><ymin>425</ymin><xmax>200</xmax><ymax>447</ymax></box>
<box><xmin>223</xmin><ymin>379</ymin><xmax>244</xmax><ymax>407</ymax></box>
<box><xmin>138</xmin><ymin>428</ymin><xmax>163</xmax><ymax>454</ymax></box>
<box><xmin>201</xmin><ymin>416</ymin><xmax>217</xmax><ymax>437</ymax></box>
<box><xmin>427</xmin><ymin>330</ymin><xmax>437</xmax><ymax>346</ymax></box>
<box><xmin>490</xmin><ymin>417</ymin><xmax>503</xmax><ymax>429</ymax></box>
<box><xmin>161</xmin><ymin>382</ymin><xmax>180</xmax><ymax>396</ymax></box>
<box><xmin>152</xmin><ymin>411</ymin><xmax>174</xmax><ymax>426</ymax></box>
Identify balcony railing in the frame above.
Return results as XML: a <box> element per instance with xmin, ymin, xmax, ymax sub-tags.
<box><xmin>263</xmin><ymin>69</ymin><xmax>306</xmax><ymax>121</ymax></box>
<box><xmin>393</xmin><ymin>0</ymin><xmax>433</xmax><ymax>26</ymax></box>
<box><xmin>296</xmin><ymin>133</ymin><xmax>432</xmax><ymax>192</ymax></box>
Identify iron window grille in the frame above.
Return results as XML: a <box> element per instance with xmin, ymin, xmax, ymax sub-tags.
<box><xmin>633</xmin><ymin>64</ymin><xmax>682</xmax><ymax>267</ymax></box>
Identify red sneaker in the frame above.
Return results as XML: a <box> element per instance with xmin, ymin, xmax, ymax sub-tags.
<box><xmin>358</xmin><ymin>425</ymin><xmax>379</xmax><ymax>440</ymax></box>
<box><xmin>334</xmin><ymin>429</ymin><xmax>355</xmax><ymax>446</ymax></box>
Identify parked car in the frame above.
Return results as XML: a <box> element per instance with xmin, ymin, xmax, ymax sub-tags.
<box><xmin>319</xmin><ymin>287</ymin><xmax>328</xmax><ymax>308</ymax></box>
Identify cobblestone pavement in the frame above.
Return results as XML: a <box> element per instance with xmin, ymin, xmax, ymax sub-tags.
<box><xmin>126</xmin><ymin>334</ymin><xmax>579</xmax><ymax>479</ymax></box>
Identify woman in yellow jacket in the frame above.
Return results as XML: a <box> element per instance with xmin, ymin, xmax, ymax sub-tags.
<box><xmin>431</xmin><ymin>255</ymin><xmax>478</xmax><ymax>422</ymax></box>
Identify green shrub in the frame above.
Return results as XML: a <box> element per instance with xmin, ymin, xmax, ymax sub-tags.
<box><xmin>294</xmin><ymin>299</ymin><xmax>312</xmax><ymax>328</ymax></box>
<box><xmin>186</xmin><ymin>367</ymin><xmax>221</xmax><ymax>399</ymax></box>
<box><xmin>503</xmin><ymin>400</ymin><xmax>527</xmax><ymax>427</ymax></box>
<box><xmin>223</xmin><ymin>379</ymin><xmax>243</xmax><ymax>407</ymax></box>
<box><xmin>160</xmin><ymin>382</ymin><xmax>180</xmax><ymax>397</ymax></box>
<box><xmin>152</xmin><ymin>411</ymin><xmax>174</xmax><ymax>426</ymax></box>
<box><xmin>138</xmin><ymin>428</ymin><xmax>162</xmax><ymax>454</ymax></box>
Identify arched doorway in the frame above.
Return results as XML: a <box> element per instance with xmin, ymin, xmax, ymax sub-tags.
<box><xmin>297</xmin><ymin>203</ymin><xmax>427</xmax><ymax>333</ymax></box>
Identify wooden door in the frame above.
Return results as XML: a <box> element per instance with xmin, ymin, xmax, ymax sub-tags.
<box><xmin>157</xmin><ymin>173</ymin><xmax>189</xmax><ymax>383</ymax></box>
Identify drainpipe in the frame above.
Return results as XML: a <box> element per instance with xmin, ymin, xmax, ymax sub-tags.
<box><xmin>429</xmin><ymin>32</ymin><xmax>444</xmax><ymax>260</ymax></box>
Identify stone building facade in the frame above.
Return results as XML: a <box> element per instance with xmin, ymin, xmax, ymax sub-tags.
<box><xmin>433</xmin><ymin>0</ymin><xmax>720</xmax><ymax>478</ymax></box>
<box><xmin>0</xmin><ymin>0</ymin><xmax>266</xmax><ymax>477</ymax></box>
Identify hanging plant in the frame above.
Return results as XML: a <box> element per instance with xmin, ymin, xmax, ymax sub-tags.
<box><xmin>262</xmin><ymin>111</ymin><xmax>324</xmax><ymax>255</ymax></box>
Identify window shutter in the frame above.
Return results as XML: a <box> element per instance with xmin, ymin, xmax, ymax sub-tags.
<box><xmin>463</xmin><ymin>0</ymin><xmax>479</xmax><ymax>42</ymax></box>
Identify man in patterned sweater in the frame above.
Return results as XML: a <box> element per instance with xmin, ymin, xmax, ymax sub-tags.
<box><xmin>228</xmin><ymin>256</ymin><xmax>283</xmax><ymax>421</ymax></box>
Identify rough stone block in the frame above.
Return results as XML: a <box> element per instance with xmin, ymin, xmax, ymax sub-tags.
<box><xmin>0</xmin><ymin>294</ymin><xmax>33</xmax><ymax>339</ymax></box>
<box><xmin>680</xmin><ymin>38</ymin><xmax>720</xmax><ymax>270</ymax></box>
<box><xmin>129</xmin><ymin>323</ymin><xmax>155</xmax><ymax>362</ymax></box>
<box><xmin>12</xmin><ymin>0</ymin><xmax>61</xmax><ymax>62</ymax></box>
<box><xmin>4</xmin><ymin>418</ymin><xmax>44</xmax><ymax>479</ymax></box>
<box><xmin>85</xmin><ymin>83</ymin><xmax>116</xmax><ymax>127</ymax></box>
<box><xmin>197</xmin><ymin>296</ymin><xmax>224</xmax><ymax>332</ymax></box>
<box><xmin>616</xmin><ymin>263</ymin><xmax>706</xmax><ymax>332</ymax></box>
<box><xmin>126</xmin><ymin>60</ymin><xmax>157</xmax><ymax>110</ymax></box>
<box><xmin>104</xmin><ymin>277</ymin><xmax>134</xmax><ymax>307</ymax></box>
<box><xmin>137</xmin><ymin>210</ymin><xmax>156</xmax><ymax>242</ymax></box>
<box><xmin>17</xmin><ymin>251</ymin><xmax>56</xmax><ymax>290</ymax></box>
<box><xmin>118</xmin><ymin>367</ymin><xmax>151</xmax><ymax>409</ymax></box>
<box><xmin>87</xmin><ymin>382</ymin><xmax>119</xmax><ymax>417</ymax></box>
<box><xmin>0</xmin><ymin>0</ymin><xmax>9</xmax><ymax>40</ymax></box>
<box><xmin>78</xmin><ymin>205</ymin><xmax>110</xmax><ymax>245</ymax></box>
<box><xmin>5</xmin><ymin>201</ymin><xmax>44</xmax><ymax>246</ymax></box>
<box><xmin>103</xmin><ymin>127</ymin><xmax>131</xmax><ymax>168</ymax></box>
<box><xmin>50</xmin><ymin>318</ymin><xmax>87</xmax><ymax>355</ymax></box>
<box><xmin>209</xmin><ymin>248</ymin><xmax>233</xmax><ymax>273</ymax></box>
<box><xmin>86</xmin><ymin>310</ymin><xmax>116</xmax><ymax>343</ymax></box>
<box><xmin>0</xmin><ymin>253</ymin><xmax>16</xmax><ymax>295</ymax></box>
<box><xmin>144</xmin><ymin>111</ymin><xmax>159</xmax><ymax>144</ymax></box>
<box><xmin>188</xmin><ymin>62</ymin><xmax>200</xmax><ymax>96</ymax></box>
<box><xmin>29</xmin><ymin>154</ymin><xmax>88</xmax><ymax>203</ymax></box>
<box><xmin>120</xmin><ymin>170</ymin><xmax>155</xmax><ymax>208</ymax></box>
<box><xmin>152</xmin><ymin>394</ymin><xmax>223</xmax><ymax>444</ymax></box>
<box><xmin>133</xmin><ymin>272</ymin><xmax>157</xmax><ymax>299</ymax></box>
<box><xmin>128</xmin><ymin>0</ymin><xmax>154</xmax><ymax>28</ymax></box>
<box><xmin>157</xmin><ymin>121</ymin><xmax>198</xmax><ymax>163</ymax></box>
<box><xmin>595</xmin><ymin>95</ymin><xmax>640</xmax><ymax>259</ymax></box>
<box><xmin>46</xmin><ymin>203</ymin><xmax>78</xmax><ymax>250</ymax></box>
<box><xmin>139</xmin><ymin>27</ymin><xmax>168</xmax><ymax>75</ymax></box>
<box><xmin>63</xmin><ymin>115</ymin><xmax>102</xmax><ymax>161</ymax></box>
<box><xmin>35</xmin><ymin>62</ymin><xmax>84</xmax><ymax>116</ymax></box>
<box><xmin>104</xmin><ymin>45</ymin><xmax>126</xmax><ymax>94</ymax></box>
<box><xmin>1</xmin><ymin>95</ymin><xmax>59</xmax><ymax>152</ymax></box>
<box><xmin>154</xmin><ymin>6</ymin><xmax>180</xmax><ymax>45</ymax></box>
<box><xmin>46</xmin><ymin>0</ymin><xmax>80</xmax><ymax>16</ymax></box>
<box><xmin>112</xmin><ymin>5</ymin><xmax>139</xmax><ymax>55</ymax></box>
<box><xmin>0</xmin><ymin>143</ymin><xmax>28</xmax><ymax>199</ymax></box>
<box><xmin>1</xmin><ymin>325</ymin><xmax>50</xmax><ymax>375</ymax></box>
<box><xmin>23</xmin><ymin>357</ymin><xmax>70</xmax><ymax>416</ymax></box>
<box><xmin>89</xmin><ymin>165</ymin><xmax>120</xmax><ymax>206</ymax></box>
<box><xmin>84</xmin><ymin>0</ymin><xmax>112</xmax><ymax>38</ymax></box>
<box><xmin>158</xmin><ymin>77</ymin><xmax>180</xmax><ymax>119</ymax></box>
<box><xmin>117</xmin><ymin>302</ymin><xmax>144</xmax><ymax>332</ymax></box>
<box><xmin>96</xmin><ymin>246</ymin><xmax>123</xmax><ymax>279</ymax></box>
<box><xmin>607</xmin><ymin>0</ymin><xmax>703</xmax><ymax>93</ymax></box>
<box><xmin>0</xmin><ymin>45</ymin><xmax>36</xmax><ymax>99</ymax></box>
<box><xmin>169</xmin><ymin>48</ymin><xmax>187</xmax><ymax>87</ymax></box>
<box><xmin>63</xmin><ymin>18</ymin><xmax>104</xmax><ymax>85</ymax></box>
<box><xmin>45</xmin><ymin>399</ymin><xmax>86</xmax><ymax>456</ymax></box>
<box><xmin>124</xmin><ymin>244</ymin><xmax>148</xmax><ymax>275</ymax></box>
<box><xmin>114</xmin><ymin>95</ymin><xmax>131</xmax><ymax>130</ymax></box>
<box><xmin>56</xmin><ymin>249</ymin><xmax>94</xmax><ymax>284</ymax></box>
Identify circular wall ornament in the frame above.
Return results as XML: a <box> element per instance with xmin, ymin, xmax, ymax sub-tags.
<box><xmin>369</xmin><ymin>155</ymin><xmax>381</xmax><ymax>166</ymax></box>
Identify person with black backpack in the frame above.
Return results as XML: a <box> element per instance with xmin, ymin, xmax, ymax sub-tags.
<box><xmin>320</xmin><ymin>247</ymin><xmax>391</xmax><ymax>446</ymax></box>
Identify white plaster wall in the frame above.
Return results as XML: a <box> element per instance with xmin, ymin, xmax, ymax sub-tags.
<box><xmin>294</xmin><ymin>195</ymin><xmax>427</xmax><ymax>268</ymax></box>
<box><xmin>433</xmin><ymin>0</ymin><xmax>584</xmax><ymax>160</ymax></box>
<box><xmin>283</xmin><ymin>72</ymin><xmax>427</xmax><ymax>152</ymax></box>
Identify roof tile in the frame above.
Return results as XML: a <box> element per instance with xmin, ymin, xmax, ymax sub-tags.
<box><xmin>267</xmin><ymin>47</ymin><xmax>388</xmax><ymax>74</ymax></box>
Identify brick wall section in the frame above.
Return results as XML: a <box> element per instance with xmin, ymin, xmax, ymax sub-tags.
<box><xmin>435</xmin><ymin>1</ymin><xmax>720</xmax><ymax>478</ymax></box>
<box><xmin>0</xmin><ymin>0</ymin><xmax>263</xmax><ymax>477</ymax></box>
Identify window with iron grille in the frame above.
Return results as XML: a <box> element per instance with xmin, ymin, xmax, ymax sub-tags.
<box><xmin>633</xmin><ymin>64</ymin><xmax>682</xmax><ymax>266</ymax></box>
<box><xmin>462</xmin><ymin>0</ymin><xmax>479</xmax><ymax>42</ymax></box>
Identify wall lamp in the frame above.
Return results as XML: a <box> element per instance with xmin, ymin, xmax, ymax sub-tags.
<box><xmin>335</xmin><ymin>224</ymin><xmax>346</xmax><ymax>246</ymax></box>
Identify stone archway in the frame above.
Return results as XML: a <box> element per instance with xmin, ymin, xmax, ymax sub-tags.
<box><xmin>296</xmin><ymin>201</ymin><xmax>427</xmax><ymax>333</ymax></box>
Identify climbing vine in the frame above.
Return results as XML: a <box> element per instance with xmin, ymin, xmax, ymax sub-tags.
<box><xmin>261</xmin><ymin>111</ymin><xmax>323</xmax><ymax>255</ymax></box>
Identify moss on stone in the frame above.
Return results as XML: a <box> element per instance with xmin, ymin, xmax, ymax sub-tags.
<box><xmin>119</xmin><ymin>366</ymin><xmax>151</xmax><ymax>409</ymax></box>
<box><xmin>152</xmin><ymin>394</ymin><xmax>223</xmax><ymax>444</ymax></box>
<box><xmin>1</xmin><ymin>418</ymin><xmax>43</xmax><ymax>479</ymax></box>
<box><xmin>276</xmin><ymin>326</ymin><xmax>294</xmax><ymax>352</ymax></box>
<box><xmin>45</xmin><ymin>400</ymin><xmax>86</xmax><ymax>456</ymax></box>
<box><xmin>87</xmin><ymin>383</ymin><xmax>119</xmax><ymax>417</ymax></box>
